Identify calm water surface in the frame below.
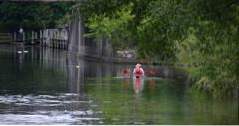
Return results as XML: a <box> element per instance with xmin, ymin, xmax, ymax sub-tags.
<box><xmin>0</xmin><ymin>45</ymin><xmax>238</xmax><ymax>124</ymax></box>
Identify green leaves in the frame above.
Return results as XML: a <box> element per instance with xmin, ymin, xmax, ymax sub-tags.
<box><xmin>136</xmin><ymin>0</ymin><xmax>191</xmax><ymax>61</ymax></box>
<box><xmin>174</xmin><ymin>0</ymin><xmax>239</xmax><ymax>95</ymax></box>
<box><xmin>77</xmin><ymin>0</ymin><xmax>238</xmax><ymax>95</ymax></box>
<box><xmin>0</xmin><ymin>2</ymin><xmax>74</xmax><ymax>30</ymax></box>
<box><xmin>85</xmin><ymin>4</ymin><xmax>134</xmax><ymax>49</ymax></box>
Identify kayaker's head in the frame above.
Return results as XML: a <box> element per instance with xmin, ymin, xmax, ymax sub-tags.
<box><xmin>135</xmin><ymin>63</ymin><xmax>141</xmax><ymax>68</ymax></box>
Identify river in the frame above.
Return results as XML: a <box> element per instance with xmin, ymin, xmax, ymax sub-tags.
<box><xmin>0</xmin><ymin>45</ymin><xmax>238</xmax><ymax>124</ymax></box>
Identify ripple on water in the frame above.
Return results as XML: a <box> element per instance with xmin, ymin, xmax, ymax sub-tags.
<box><xmin>0</xmin><ymin>93</ymin><xmax>103</xmax><ymax>124</ymax></box>
<box><xmin>0</xmin><ymin>113</ymin><xmax>103</xmax><ymax>125</ymax></box>
<box><xmin>0</xmin><ymin>114</ymin><xmax>76</xmax><ymax>125</ymax></box>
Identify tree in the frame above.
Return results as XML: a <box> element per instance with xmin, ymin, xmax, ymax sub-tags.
<box><xmin>0</xmin><ymin>1</ymin><xmax>74</xmax><ymax>31</ymax></box>
<box><xmin>76</xmin><ymin>0</ymin><xmax>239</xmax><ymax>95</ymax></box>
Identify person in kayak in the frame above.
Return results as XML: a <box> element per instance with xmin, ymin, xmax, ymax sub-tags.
<box><xmin>122</xmin><ymin>67</ymin><xmax>131</xmax><ymax>78</ymax></box>
<box><xmin>133</xmin><ymin>63</ymin><xmax>144</xmax><ymax>78</ymax></box>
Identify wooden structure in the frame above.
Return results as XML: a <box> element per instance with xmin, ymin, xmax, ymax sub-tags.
<box><xmin>40</xmin><ymin>29</ymin><xmax>68</xmax><ymax>49</ymax></box>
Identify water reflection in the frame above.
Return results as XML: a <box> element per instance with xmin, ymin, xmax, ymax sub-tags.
<box><xmin>0</xmin><ymin>45</ymin><xmax>104</xmax><ymax>124</ymax></box>
<box><xmin>67</xmin><ymin>54</ymin><xmax>85</xmax><ymax>94</ymax></box>
<box><xmin>0</xmin><ymin>45</ymin><xmax>238</xmax><ymax>124</ymax></box>
<box><xmin>148</xmin><ymin>79</ymin><xmax>156</xmax><ymax>93</ymax></box>
<box><xmin>133</xmin><ymin>77</ymin><xmax>144</xmax><ymax>94</ymax></box>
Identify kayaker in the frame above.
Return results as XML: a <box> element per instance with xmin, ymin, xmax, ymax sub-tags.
<box><xmin>133</xmin><ymin>63</ymin><xmax>144</xmax><ymax>78</ymax></box>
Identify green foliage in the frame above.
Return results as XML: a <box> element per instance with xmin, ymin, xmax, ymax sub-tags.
<box><xmin>78</xmin><ymin>0</ymin><xmax>155</xmax><ymax>50</ymax></box>
<box><xmin>136</xmin><ymin>0</ymin><xmax>192</xmax><ymax>61</ymax></box>
<box><xmin>85</xmin><ymin>4</ymin><xmax>134</xmax><ymax>49</ymax></box>
<box><xmin>78</xmin><ymin>0</ymin><xmax>131</xmax><ymax>18</ymax></box>
<box><xmin>0</xmin><ymin>2</ymin><xmax>74</xmax><ymax>31</ymax></box>
<box><xmin>79</xmin><ymin>0</ymin><xmax>238</xmax><ymax>95</ymax></box>
<box><xmin>176</xmin><ymin>0</ymin><xmax>239</xmax><ymax>96</ymax></box>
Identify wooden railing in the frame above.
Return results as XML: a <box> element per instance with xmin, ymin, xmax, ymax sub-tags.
<box><xmin>11</xmin><ymin>28</ymin><xmax>69</xmax><ymax>50</ymax></box>
<box><xmin>39</xmin><ymin>29</ymin><xmax>68</xmax><ymax>50</ymax></box>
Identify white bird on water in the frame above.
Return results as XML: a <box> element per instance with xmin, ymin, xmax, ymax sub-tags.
<box><xmin>17</xmin><ymin>50</ymin><xmax>28</xmax><ymax>54</ymax></box>
<box><xmin>76</xmin><ymin>65</ymin><xmax>80</xmax><ymax>69</ymax></box>
<box><xmin>17</xmin><ymin>51</ymin><xmax>22</xmax><ymax>54</ymax></box>
<box><xmin>23</xmin><ymin>50</ymin><xmax>28</xmax><ymax>53</ymax></box>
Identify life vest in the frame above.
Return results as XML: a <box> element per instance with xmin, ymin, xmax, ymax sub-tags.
<box><xmin>135</xmin><ymin>68</ymin><xmax>143</xmax><ymax>74</ymax></box>
<box><xmin>135</xmin><ymin>68</ymin><xmax>143</xmax><ymax>78</ymax></box>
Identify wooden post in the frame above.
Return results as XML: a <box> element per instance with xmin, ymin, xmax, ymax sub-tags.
<box><xmin>60</xmin><ymin>30</ymin><xmax>64</xmax><ymax>49</ymax></box>
<box><xmin>60</xmin><ymin>31</ymin><xmax>62</xmax><ymax>49</ymax></box>
<box><xmin>56</xmin><ymin>30</ymin><xmax>59</xmax><ymax>49</ymax></box>
<box><xmin>50</xmin><ymin>31</ymin><xmax>52</xmax><ymax>48</ymax></box>
<box><xmin>49</xmin><ymin>30</ymin><xmax>52</xmax><ymax>48</ymax></box>
<box><xmin>64</xmin><ymin>30</ymin><xmax>66</xmax><ymax>49</ymax></box>
<box><xmin>52</xmin><ymin>30</ymin><xmax>54</xmax><ymax>48</ymax></box>
<box><xmin>53</xmin><ymin>31</ymin><xmax>55</xmax><ymax>48</ymax></box>
<box><xmin>40</xmin><ymin>30</ymin><xmax>42</xmax><ymax>46</ymax></box>
<box><xmin>42</xmin><ymin>30</ymin><xmax>43</xmax><ymax>45</ymax></box>
<box><xmin>35</xmin><ymin>32</ymin><xmax>37</xmax><ymax>44</ymax></box>
<box><xmin>45</xmin><ymin>30</ymin><xmax>48</xmax><ymax>47</ymax></box>
<box><xmin>57</xmin><ymin>30</ymin><xmax>59</xmax><ymax>48</ymax></box>
<box><xmin>65</xmin><ymin>30</ymin><xmax>68</xmax><ymax>50</ymax></box>
<box><xmin>14</xmin><ymin>32</ymin><xmax>17</xmax><ymax>42</ymax></box>
<box><xmin>46</xmin><ymin>30</ymin><xmax>50</xmax><ymax>47</ymax></box>
<box><xmin>42</xmin><ymin>30</ymin><xmax>44</xmax><ymax>46</ymax></box>
<box><xmin>59</xmin><ymin>31</ymin><xmax>61</xmax><ymax>49</ymax></box>
<box><xmin>43</xmin><ymin>30</ymin><xmax>45</xmax><ymax>46</ymax></box>
<box><xmin>22</xmin><ymin>32</ymin><xmax>25</xmax><ymax>44</ymax></box>
<box><xmin>98</xmin><ymin>38</ymin><xmax>103</xmax><ymax>58</ymax></box>
<box><xmin>57</xmin><ymin>31</ymin><xmax>59</xmax><ymax>49</ymax></box>
<box><xmin>31</xmin><ymin>31</ymin><xmax>34</xmax><ymax>44</ymax></box>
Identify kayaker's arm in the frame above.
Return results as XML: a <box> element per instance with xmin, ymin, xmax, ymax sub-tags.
<box><xmin>140</xmin><ymin>68</ymin><xmax>145</xmax><ymax>75</ymax></box>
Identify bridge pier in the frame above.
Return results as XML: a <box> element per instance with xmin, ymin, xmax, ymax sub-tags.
<box><xmin>68</xmin><ymin>14</ymin><xmax>85</xmax><ymax>55</ymax></box>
